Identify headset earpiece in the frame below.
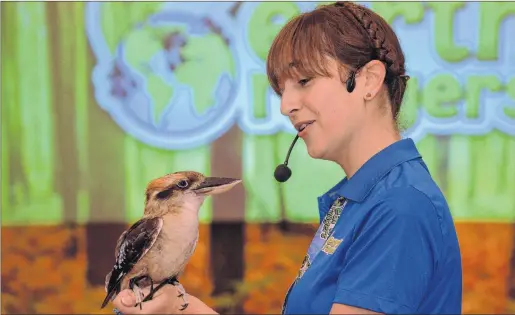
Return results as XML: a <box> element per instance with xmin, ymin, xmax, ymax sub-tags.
<box><xmin>346</xmin><ymin>72</ymin><xmax>356</xmax><ymax>93</ymax></box>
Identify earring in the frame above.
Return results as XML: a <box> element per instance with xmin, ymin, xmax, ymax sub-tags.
<box><xmin>365</xmin><ymin>93</ymin><xmax>372</xmax><ymax>100</ymax></box>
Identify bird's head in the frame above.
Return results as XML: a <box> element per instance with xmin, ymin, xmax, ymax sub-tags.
<box><xmin>143</xmin><ymin>171</ymin><xmax>242</xmax><ymax>217</ymax></box>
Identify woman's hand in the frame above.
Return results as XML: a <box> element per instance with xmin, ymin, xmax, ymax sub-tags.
<box><xmin>112</xmin><ymin>285</ymin><xmax>218</xmax><ymax>315</ymax></box>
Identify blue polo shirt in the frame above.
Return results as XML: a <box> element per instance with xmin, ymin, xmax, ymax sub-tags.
<box><xmin>282</xmin><ymin>138</ymin><xmax>462</xmax><ymax>314</ymax></box>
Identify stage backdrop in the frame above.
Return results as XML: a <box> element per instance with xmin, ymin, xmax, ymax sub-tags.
<box><xmin>2</xmin><ymin>1</ymin><xmax>515</xmax><ymax>314</ymax></box>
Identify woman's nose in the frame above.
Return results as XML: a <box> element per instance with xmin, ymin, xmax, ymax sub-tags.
<box><xmin>280</xmin><ymin>88</ymin><xmax>300</xmax><ymax>117</ymax></box>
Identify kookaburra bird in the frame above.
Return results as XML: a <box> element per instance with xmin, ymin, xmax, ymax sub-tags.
<box><xmin>100</xmin><ymin>171</ymin><xmax>242</xmax><ymax>311</ymax></box>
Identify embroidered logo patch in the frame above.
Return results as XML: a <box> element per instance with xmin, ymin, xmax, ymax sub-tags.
<box><xmin>291</xmin><ymin>197</ymin><xmax>347</xmax><ymax>282</ymax></box>
<box><xmin>321</xmin><ymin>236</ymin><xmax>343</xmax><ymax>255</ymax></box>
<box><xmin>320</xmin><ymin>197</ymin><xmax>346</xmax><ymax>239</ymax></box>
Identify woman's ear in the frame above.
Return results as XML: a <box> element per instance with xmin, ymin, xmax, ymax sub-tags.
<box><xmin>361</xmin><ymin>60</ymin><xmax>387</xmax><ymax>101</ymax></box>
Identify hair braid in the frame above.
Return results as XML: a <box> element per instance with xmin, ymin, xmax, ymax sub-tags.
<box><xmin>336</xmin><ymin>2</ymin><xmax>403</xmax><ymax>75</ymax></box>
<box><xmin>335</xmin><ymin>2</ymin><xmax>408</xmax><ymax>117</ymax></box>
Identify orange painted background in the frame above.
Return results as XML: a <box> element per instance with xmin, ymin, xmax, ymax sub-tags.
<box><xmin>2</xmin><ymin>223</ymin><xmax>515</xmax><ymax>314</ymax></box>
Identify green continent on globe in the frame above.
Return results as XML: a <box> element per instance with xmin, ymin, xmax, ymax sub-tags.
<box><xmin>122</xmin><ymin>23</ymin><xmax>235</xmax><ymax>126</ymax></box>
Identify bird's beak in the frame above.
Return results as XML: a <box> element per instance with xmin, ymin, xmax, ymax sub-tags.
<box><xmin>193</xmin><ymin>177</ymin><xmax>242</xmax><ymax>196</ymax></box>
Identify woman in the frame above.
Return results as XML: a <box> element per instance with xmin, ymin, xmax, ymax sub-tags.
<box><xmin>111</xmin><ymin>2</ymin><xmax>462</xmax><ymax>314</ymax></box>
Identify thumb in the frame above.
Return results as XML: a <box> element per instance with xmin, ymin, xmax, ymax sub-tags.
<box><xmin>112</xmin><ymin>290</ymin><xmax>138</xmax><ymax>313</ymax></box>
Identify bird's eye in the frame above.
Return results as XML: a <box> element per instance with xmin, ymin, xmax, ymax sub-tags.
<box><xmin>176</xmin><ymin>179</ymin><xmax>189</xmax><ymax>189</ymax></box>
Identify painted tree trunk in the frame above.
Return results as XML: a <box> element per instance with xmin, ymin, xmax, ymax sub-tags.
<box><xmin>2</xmin><ymin>2</ymin><xmax>59</xmax><ymax>225</ymax></box>
<box><xmin>83</xmin><ymin>3</ymin><xmax>128</xmax><ymax>285</ymax></box>
<box><xmin>210</xmin><ymin>126</ymin><xmax>246</xmax><ymax>315</ymax></box>
<box><xmin>209</xmin><ymin>5</ymin><xmax>246</xmax><ymax>314</ymax></box>
<box><xmin>46</xmin><ymin>3</ymin><xmax>80</xmax><ymax>225</ymax></box>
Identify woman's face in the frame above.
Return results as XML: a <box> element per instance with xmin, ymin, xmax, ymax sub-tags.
<box><xmin>280</xmin><ymin>58</ymin><xmax>367</xmax><ymax>162</ymax></box>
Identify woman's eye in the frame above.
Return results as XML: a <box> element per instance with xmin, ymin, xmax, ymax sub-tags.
<box><xmin>298</xmin><ymin>78</ymin><xmax>311</xmax><ymax>86</ymax></box>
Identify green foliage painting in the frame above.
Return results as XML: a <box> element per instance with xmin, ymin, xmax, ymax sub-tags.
<box><xmin>2</xmin><ymin>1</ymin><xmax>515</xmax><ymax>226</ymax></box>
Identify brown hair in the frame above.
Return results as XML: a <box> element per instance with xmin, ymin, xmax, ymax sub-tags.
<box><xmin>266</xmin><ymin>1</ymin><xmax>409</xmax><ymax>120</ymax></box>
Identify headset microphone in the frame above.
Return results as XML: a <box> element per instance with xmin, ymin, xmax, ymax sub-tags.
<box><xmin>273</xmin><ymin>71</ymin><xmax>357</xmax><ymax>183</ymax></box>
<box><xmin>274</xmin><ymin>134</ymin><xmax>300</xmax><ymax>182</ymax></box>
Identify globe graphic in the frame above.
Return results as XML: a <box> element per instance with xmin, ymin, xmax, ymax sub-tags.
<box><xmin>95</xmin><ymin>11</ymin><xmax>238</xmax><ymax>149</ymax></box>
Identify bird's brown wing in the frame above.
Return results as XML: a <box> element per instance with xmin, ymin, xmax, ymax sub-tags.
<box><xmin>104</xmin><ymin>229</ymin><xmax>129</xmax><ymax>292</ymax></box>
<box><xmin>101</xmin><ymin>217</ymin><xmax>163</xmax><ymax>309</ymax></box>
<box><xmin>114</xmin><ymin>230</ymin><xmax>128</xmax><ymax>258</ymax></box>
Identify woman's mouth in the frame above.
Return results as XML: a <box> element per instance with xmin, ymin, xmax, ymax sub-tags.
<box><xmin>295</xmin><ymin>120</ymin><xmax>315</xmax><ymax>136</ymax></box>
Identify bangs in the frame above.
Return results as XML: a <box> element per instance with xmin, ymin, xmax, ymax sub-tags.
<box><xmin>266</xmin><ymin>11</ymin><xmax>335</xmax><ymax>95</ymax></box>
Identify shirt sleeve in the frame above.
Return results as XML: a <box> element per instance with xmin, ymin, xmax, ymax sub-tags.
<box><xmin>333</xmin><ymin>187</ymin><xmax>442</xmax><ymax>313</ymax></box>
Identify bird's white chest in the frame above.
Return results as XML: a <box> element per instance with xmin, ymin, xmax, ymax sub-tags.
<box><xmin>146</xmin><ymin>214</ymin><xmax>199</xmax><ymax>280</ymax></box>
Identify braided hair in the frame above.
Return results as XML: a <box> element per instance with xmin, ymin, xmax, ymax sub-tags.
<box><xmin>334</xmin><ymin>1</ymin><xmax>409</xmax><ymax>119</ymax></box>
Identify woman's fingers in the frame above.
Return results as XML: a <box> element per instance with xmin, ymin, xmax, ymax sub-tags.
<box><xmin>111</xmin><ymin>285</ymin><xmax>180</xmax><ymax>314</ymax></box>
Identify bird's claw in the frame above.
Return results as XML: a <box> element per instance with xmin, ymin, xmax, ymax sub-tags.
<box><xmin>175</xmin><ymin>282</ymin><xmax>189</xmax><ymax>311</ymax></box>
<box><xmin>133</xmin><ymin>287</ymin><xmax>145</xmax><ymax>310</ymax></box>
<box><xmin>129</xmin><ymin>275</ymin><xmax>149</xmax><ymax>310</ymax></box>
<box><xmin>133</xmin><ymin>277</ymin><xmax>189</xmax><ymax>311</ymax></box>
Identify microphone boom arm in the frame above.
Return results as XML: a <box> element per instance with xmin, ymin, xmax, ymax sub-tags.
<box><xmin>283</xmin><ymin>135</ymin><xmax>299</xmax><ymax>166</ymax></box>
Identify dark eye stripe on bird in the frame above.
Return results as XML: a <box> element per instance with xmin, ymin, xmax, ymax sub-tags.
<box><xmin>156</xmin><ymin>187</ymin><xmax>174</xmax><ymax>199</ymax></box>
<box><xmin>100</xmin><ymin>171</ymin><xmax>242</xmax><ymax>312</ymax></box>
<box><xmin>155</xmin><ymin>180</ymin><xmax>191</xmax><ymax>200</ymax></box>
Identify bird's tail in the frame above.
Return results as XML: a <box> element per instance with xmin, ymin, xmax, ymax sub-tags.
<box><xmin>100</xmin><ymin>289</ymin><xmax>117</xmax><ymax>309</ymax></box>
<box><xmin>101</xmin><ymin>271</ymin><xmax>123</xmax><ymax>309</ymax></box>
